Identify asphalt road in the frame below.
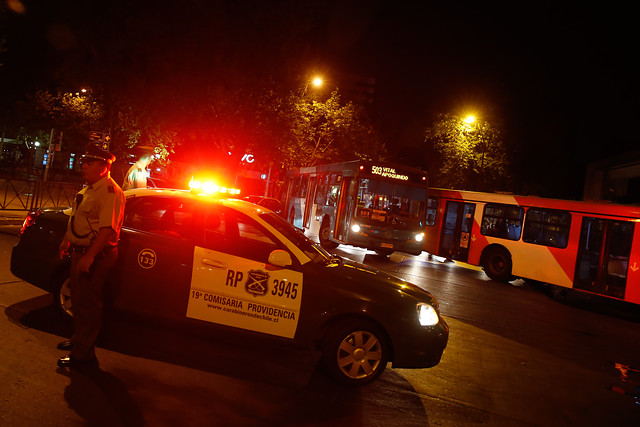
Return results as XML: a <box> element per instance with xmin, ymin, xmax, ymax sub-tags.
<box><xmin>1</xmin><ymin>225</ymin><xmax>640</xmax><ymax>426</ymax></box>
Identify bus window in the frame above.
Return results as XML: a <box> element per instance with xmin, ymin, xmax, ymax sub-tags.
<box><xmin>300</xmin><ymin>176</ymin><xmax>309</xmax><ymax>198</ymax></box>
<box><xmin>326</xmin><ymin>174</ymin><xmax>340</xmax><ymax>207</ymax></box>
<box><xmin>481</xmin><ymin>204</ymin><xmax>524</xmax><ymax>240</ymax></box>
<box><xmin>523</xmin><ymin>208</ymin><xmax>571</xmax><ymax>248</ymax></box>
<box><xmin>315</xmin><ymin>174</ymin><xmax>327</xmax><ymax>205</ymax></box>
<box><xmin>426</xmin><ymin>197</ymin><xmax>438</xmax><ymax>226</ymax></box>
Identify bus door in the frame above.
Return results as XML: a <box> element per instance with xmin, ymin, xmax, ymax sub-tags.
<box><xmin>334</xmin><ymin>177</ymin><xmax>353</xmax><ymax>241</ymax></box>
<box><xmin>303</xmin><ymin>176</ymin><xmax>317</xmax><ymax>229</ymax></box>
<box><xmin>282</xmin><ymin>177</ymin><xmax>295</xmax><ymax>220</ymax></box>
<box><xmin>574</xmin><ymin>218</ymin><xmax>635</xmax><ymax>299</ymax></box>
<box><xmin>440</xmin><ymin>201</ymin><xmax>476</xmax><ymax>262</ymax></box>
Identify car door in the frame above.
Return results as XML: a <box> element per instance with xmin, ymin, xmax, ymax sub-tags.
<box><xmin>186</xmin><ymin>205</ymin><xmax>304</xmax><ymax>339</ymax></box>
<box><xmin>112</xmin><ymin>196</ymin><xmax>198</xmax><ymax>318</ymax></box>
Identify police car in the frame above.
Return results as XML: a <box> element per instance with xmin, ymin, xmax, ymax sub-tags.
<box><xmin>11</xmin><ymin>188</ymin><xmax>448</xmax><ymax>385</ymax></box>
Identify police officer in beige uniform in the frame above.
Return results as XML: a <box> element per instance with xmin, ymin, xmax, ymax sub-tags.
<box><xmin>57</xmin><ymin>144</ymin><xmax>125</xmax><ymax>368</ymax></box>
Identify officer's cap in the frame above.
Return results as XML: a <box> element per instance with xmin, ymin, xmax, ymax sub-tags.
<box><xmin>82</xmin><ymin>143</ymin><xmax>116</xmax><ymax>164</ymax></box>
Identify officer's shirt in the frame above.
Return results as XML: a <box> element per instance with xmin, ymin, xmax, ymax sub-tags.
<box><xmin>122</xmin><ymin>161</ymin><xmax>147</xmax><ymax>190</ymax></box>
<box><xmin>67</xmin><ymin>176</ymin><xmax>125</xmax><ymax>247</ymax></box>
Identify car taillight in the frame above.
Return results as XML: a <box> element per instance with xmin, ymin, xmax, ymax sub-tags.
<box><xmin>19</xmin><ymin>210</ymin><xmax>41</xmax><ymax>235</ymax></box>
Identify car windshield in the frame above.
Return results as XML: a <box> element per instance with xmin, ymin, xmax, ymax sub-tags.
<box><xmin>260</xmin><ymin>212</ymin><xmax>331</xmax><ymax>263</ymax></box>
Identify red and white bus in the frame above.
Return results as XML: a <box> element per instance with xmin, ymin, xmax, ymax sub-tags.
<box><xmin>281</xmin><ymin>161</ymin><xmax>429</xmax><ymax>256</ymax></box>
<box><xmin>423</xmin><ymin>188</ymin><xmax>640</xmax><ymax>305</ymax></box>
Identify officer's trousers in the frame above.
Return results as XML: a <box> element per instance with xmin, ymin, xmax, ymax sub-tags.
<box><xmin>69</xmin><ymin>247</ymin><xmax>118</xmax><ymax>361</ymax></box>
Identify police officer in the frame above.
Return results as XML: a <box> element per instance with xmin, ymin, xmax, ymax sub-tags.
<box><xmin>122</xmin><ymin>151</ymin><xmax>152</xmax><ymax>190</ymax></box>
<box><xmin>57</xmin><ymin>143</ymin><xmax>125</xmax><ymax>368</ymax></box>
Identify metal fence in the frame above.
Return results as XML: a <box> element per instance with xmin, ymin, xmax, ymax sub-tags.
<box><xmin>0</xmin><ymin>178</ymin><xmax>82</xmax><ymax>211</ymax></box>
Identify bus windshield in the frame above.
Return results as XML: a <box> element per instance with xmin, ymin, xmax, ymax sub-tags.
<box><xmin>355</xmin><ymin>178</ymin><xmax>427</xmax><ymax>229</ymax></box>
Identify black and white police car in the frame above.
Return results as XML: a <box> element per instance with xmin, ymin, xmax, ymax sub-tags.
<box><xmin>11</xmin><ymin>188</ymin><xmax>448</xmax><ymax>385</ymax></box>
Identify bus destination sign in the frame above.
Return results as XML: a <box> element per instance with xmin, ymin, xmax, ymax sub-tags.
<box><xmin>371</xmin><ymin>165</ymin><xmax>409</xmax><ymax>181</ymax></box>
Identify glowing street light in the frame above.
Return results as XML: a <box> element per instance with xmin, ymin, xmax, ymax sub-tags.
<box><xmin>464</xmin><ymin>115</ymin><xmax>476</xmax><ymax>124</ymax></box>
<box><xmin>302</xmin><ymin>75</ymin><xmax>324</xmax><ymax>96</ymax></box>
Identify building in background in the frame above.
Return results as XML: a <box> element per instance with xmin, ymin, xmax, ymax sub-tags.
<box><xmin>583</xmin><ymin>149</ymin><xmax>640</xmax><ymax>204</ymax></box>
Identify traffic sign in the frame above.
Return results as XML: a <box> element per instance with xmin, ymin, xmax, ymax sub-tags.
<box><xmin>89</xmin><ymin>131</ymin><xmax>111</xmax><ymax>143</ymax></box>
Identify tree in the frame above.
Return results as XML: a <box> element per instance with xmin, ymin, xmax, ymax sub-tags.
<box><xmin>280</xmin><ymin>89</ymin><xmax>386</xmax><ymax>169</ymax></box>
<box><xmin>17</xmin><ymin>89</ymin><xmax>104</xmax><ymax>153</ymax></box>
<box><xmin>425</xmin><ymin>114</ymin><xmax>508</xmax><ymax>190</ymax></box>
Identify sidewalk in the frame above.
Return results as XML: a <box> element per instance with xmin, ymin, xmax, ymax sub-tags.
<box><xmin>0</xmin><ymin>210</ymin><xmax>27</xmax><ymax>235</ymax></box>
<box><xmin>0</xmin><ymin>210</ymin><xmax>27</xmax><ymax>225</ymax></box>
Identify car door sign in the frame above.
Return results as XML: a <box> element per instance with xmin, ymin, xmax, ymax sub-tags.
<box><xmin>138</xmin><ymin>249</ymin><xmax>157</xmax><ymax>269</ymax></box>
<box><xmin>187</xmin><ymin>246</ymin><xmax>303</xmax><ymax>339</ymax></box>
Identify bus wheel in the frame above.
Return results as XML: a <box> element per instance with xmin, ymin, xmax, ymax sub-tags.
<box><xmin>483</xmin><ymin>247</ymin><xmax>512</xmax><ymax>282</ymax></box>
<box><xmin>319</xmin><ymin>219</ymin><xmax>339</xmax><ymax>250</ymax></box>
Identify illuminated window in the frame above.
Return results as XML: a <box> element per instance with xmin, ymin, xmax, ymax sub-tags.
<box><xmin>523</xmin><ymin>208</ymin><xmax>571</xmax><ymax>248</ymax></box>
<box><xmin>481</xmin><ymin>204</ymin><xmax>523</xmax><ymax>240</ymax></box>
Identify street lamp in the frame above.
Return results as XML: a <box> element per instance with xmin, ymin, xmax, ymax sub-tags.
<box><xmin>302</xmin><ymin>75</ymin><xmax>324</xmax><ymax>96</ymax></box>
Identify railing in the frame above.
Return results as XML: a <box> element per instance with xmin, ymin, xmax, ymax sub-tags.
<box><xmin>0</xmin><ymin>178</ymin><xmax>83</xmax><ymax>211</ymax></box>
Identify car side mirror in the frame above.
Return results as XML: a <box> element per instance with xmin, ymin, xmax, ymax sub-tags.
<box><xmin>268</xmin><ymin>249</ymin><xmax>292</xmax><ymax>267</ymax></box>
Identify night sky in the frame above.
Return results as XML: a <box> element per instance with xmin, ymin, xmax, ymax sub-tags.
<box><xmin>2</xmin><ymin>1</ymin><xmax>638</xmax><ymax>199</ymax></box>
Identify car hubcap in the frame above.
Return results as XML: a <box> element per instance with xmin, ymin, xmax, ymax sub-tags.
<box><xmin>337</xmin><ymin>330</ymin><xmax>382</xmax><ymax>379</ymax></box>
<box><xmin>60</xmin><ymin>279</ymin><xmax>73</xmax><ymax>316</ymax></box>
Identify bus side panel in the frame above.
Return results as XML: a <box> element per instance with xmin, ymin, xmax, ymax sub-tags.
<box><xmin>624</xmin><ymin>224</ymin><xmax>640</xmax><ymax>304</ymax></box>
<box><xmin>467</xmin><ymin>207</ymin><xmax>575</xmax><ymax>288</ymax></box>
<box><xmin>508</xmin><ymin>243</ymin><xmax>574</xmax><ymax>288</ymax></box>
<box><xmin>507</xmin><ymin>212</ymin><xmax>582</xmax><ymax>288</ymax></box>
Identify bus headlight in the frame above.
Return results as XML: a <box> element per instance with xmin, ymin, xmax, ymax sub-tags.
<box><xmin>415</xmin><ymin>232</ymin><xmax>424</xmax><ymax>242</ymax></box>
<box><xmin>417</xmin><ymin>303</ymin><xmax>439</xmax><ymax>326</ymax></box>
<box><xmin>351</xmin><ymin>223</ymin><xmax>361</xmax><ymax>233</ymax></box>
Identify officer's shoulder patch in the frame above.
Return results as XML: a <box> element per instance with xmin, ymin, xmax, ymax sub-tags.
<box><xmin>108</xmin><ymin>186</ymin><xmax>114</xmax><ymax>193</ymax></box>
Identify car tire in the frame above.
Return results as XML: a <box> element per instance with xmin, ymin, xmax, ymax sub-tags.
<box><xmin>321</xmin><ymin>319</ymin><xmax>389</xmax><ymax>386</ymax></box>
<box><xmin>319</xmin><ymin>219</ymin><xmax>339</xmax><ymax>250</ymax></box>
<box><xmin>482</xmin><ymin>247</ymin><xmax>513</xmax><ymax>282</ymax></box>
<box><xmin>53</xmin><ymin>271</ymin><xmax>73</xmax><ymax>321</ymax></box>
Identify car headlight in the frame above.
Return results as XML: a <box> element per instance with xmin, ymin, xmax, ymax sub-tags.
<box><xmin>415</xmin><ymin>232</ymin><xmax>424</xmax><ymax>242</ymax></box>
<box><xmin>417</xmin><ymin>303</ymin><xmax>439</xmax><ymax>326</ymax></box>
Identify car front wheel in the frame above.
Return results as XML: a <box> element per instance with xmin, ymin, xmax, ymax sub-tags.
<box><xmin>321</xmin><ymin>319</ymin><xmax>389</xmax><ymax>385</ymax></box>
<box><xmin>53</xmin><ymin>272</ymin><xmax>73</xmax><ymax>321</ymax></box>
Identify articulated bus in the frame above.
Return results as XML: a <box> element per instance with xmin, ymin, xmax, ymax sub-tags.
<box><xmin>423</xmin><ymin>188</ymin><xmax>640</xmax><ymax>305</ymax></box>
<box><xmin>281</xmin><ymin>161</ymin><xmax>429</xmax><ymax>255</ymax></box>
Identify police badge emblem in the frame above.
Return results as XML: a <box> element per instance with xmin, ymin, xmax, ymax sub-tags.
<box><xmin>245</xmin><ymin>270</ymin><xmax>270</xmax><ymax>297</ymax></box>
